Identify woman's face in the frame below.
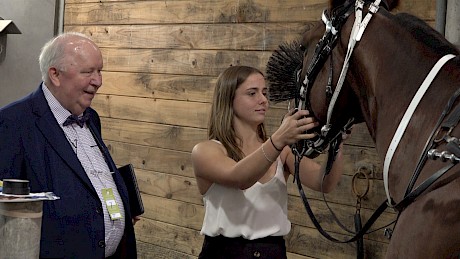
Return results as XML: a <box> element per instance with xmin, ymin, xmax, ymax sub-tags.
<box><xmin>232</xmin><ymin>73</ymin><xmax>268</xmax><ymax>127</ymax></box>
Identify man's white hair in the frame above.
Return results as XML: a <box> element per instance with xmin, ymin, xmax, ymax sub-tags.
<box><xmin>38</xmin><ymin>32</ymin><xmax>93</xmax><ymax>83</ymax></box>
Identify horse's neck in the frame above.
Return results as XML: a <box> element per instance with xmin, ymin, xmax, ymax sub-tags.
<box><xmin>347</xmin><ymin>12</ymin><xmax>459</xmax><ymax>201</ymax></box>
<box><xmin>350</xmin><ymin>15</ymin><xmax>454</xmax><ymax>156</ymax></box>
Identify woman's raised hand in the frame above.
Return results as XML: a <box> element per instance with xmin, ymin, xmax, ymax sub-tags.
<box><xmin>270</xmin><ymin>109</ymin><xmax>320</xmax><ymax>150</ymax></box>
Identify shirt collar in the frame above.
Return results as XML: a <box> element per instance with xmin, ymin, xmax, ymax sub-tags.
<box><xmin>41</xmin><ymin>82</ymin><xmax>75</xmax><ymax>126</ymax></box>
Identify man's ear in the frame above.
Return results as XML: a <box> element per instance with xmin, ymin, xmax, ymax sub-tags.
<box><xmin>48</xmin><ymin>67</ymin><xmax>60</xmax><ymax>86</ymax></box>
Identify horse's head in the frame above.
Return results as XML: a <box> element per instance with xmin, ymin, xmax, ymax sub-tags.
<box><xmin>297</xmin><ymin>2</ymin><xmax>361</xmax><ymax>135</ymax></box>
<box><xmin>267</xmin><ymin>0</ymin><xmax>400</xmax><ymax>158</ymax></box>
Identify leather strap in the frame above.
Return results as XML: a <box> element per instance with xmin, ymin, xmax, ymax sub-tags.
<box><xmin>294</xmin><ymin>155</ymin><xmax>389</xmax><ymax>243</ymax></box>
<box><xmin>395</xmin><ymin>163</ymin><xmax>457</xmax><ymax>211</ymax></box>
<box><xmin>441</xmin><ymin>103</ymin><xmax>460</xmax><ymax>129</ymax></box>
<box><xmin>383</xmin><ymin>54</ymin><xmax>456</xmax><ymax>205</ymax></box>
<box><xmin>405</xmin><ymin>87</ymin><xmax>460</xmax><ymax>197</ymax></box>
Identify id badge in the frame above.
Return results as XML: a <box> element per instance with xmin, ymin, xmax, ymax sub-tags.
<box><xmin>102</xmin><ymin>188</ymin><xmax>123</xmax><ymax>220</ymax></box>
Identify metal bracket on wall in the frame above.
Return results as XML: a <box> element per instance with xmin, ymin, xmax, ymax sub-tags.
<box><xmin>0</xmin><ymin>17</ymin><xmax>21</xmax><ymax>63</ymax></box>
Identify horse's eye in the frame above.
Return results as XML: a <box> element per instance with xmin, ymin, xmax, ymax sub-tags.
<box><xmin>299</xmin><ymin>44</ymin><xmax>306</xmax><ymax>52</ymax></box>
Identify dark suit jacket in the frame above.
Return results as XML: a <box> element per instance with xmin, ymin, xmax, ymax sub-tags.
<box><xmin>0</xmin><ymin>85</ymin><xmax>137</xmax><ymax>258</ymax></box>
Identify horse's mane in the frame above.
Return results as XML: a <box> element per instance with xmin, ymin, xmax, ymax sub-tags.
<box><xmin>329</xmin><ymin>0</ymin><xmax>400</xmax><ymax>11</ymax></box>
<box><xmin>327</xmin><ymin>0</ymin><xmax>459</xmax><ymax>55</ymax></box>
<box><xmin>393</xmin><ymin>13</ymin><xmax>459</xmax><ymax>55</ymax></box>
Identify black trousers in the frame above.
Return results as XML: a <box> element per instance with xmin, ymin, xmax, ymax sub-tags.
<box><xmin>198</xmin><ymin>235</ymin><xmax>287</xmax><ymax>259</ymax></box>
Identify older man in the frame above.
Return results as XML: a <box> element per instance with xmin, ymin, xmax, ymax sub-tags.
<box><xmin>0</xmin><ymin>32</ymin><xmax>137</xmax><ymax>258</ymax></box>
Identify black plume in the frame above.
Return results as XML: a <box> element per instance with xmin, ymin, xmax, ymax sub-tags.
<box><xmin>266</xmin><ymin>40</ymin><xmax>304</xmax><ymax>103</ymax></box>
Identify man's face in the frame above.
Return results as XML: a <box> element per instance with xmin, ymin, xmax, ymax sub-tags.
<box><xmin>53</xmin><ymin>39</ymin><xmax>103</xmax><ymax>115</ymax></box>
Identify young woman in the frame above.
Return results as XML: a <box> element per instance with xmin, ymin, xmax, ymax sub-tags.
<box><xmin>191</xmin><ymin>65</ymin><xmax>345</xmax><ymax>258</ymax></box>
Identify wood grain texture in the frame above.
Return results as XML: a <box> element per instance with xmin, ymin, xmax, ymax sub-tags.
<box><xmin>65</xmin><ymin>23</ymin><xmax>312</xmax><ymax>50</ymax></box>
<box><xmin>98</xmin><ymin>48</ymin><xmax>271</xmax><ymax>76</ymax></box>
<box><xmin>98</xmin><ymin>71</ymin><xmax>216</xmax><ymax>102</ymax></box>
<box><xmin>65</xmin><ymin>1</ymin><xmax>329</xmax><ymax>25</ymax></box>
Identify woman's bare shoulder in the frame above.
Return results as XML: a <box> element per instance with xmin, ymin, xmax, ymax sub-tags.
<box><xmin>192</xmin><ymin>140</ymin><xmax>227</xmax><ymax>158</ymax></box>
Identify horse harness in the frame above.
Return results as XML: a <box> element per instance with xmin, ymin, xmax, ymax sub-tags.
<box><xmin>292</xmin><ymin>0</ymin><xmax>460</xmax><ymax>243</ymax></box>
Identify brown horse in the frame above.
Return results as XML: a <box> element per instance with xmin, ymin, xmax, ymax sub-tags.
<box><xmin>267</xmin><ymin>0</ymin><xmax>460</xmax><ymax>257</ymax></box>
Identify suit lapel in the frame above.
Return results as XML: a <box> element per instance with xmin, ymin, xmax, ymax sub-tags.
<box><xmin>31</xmin><ymin>86</ymin><xmax>97</xmax><ymax>196</ymax></box>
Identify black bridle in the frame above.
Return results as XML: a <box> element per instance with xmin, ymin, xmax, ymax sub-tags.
<box><xmin>292</xmin><ymin>2</ymin><xmax>355</xmax><ymax>160</ymax></box>
<box><xmin>292</xmin><ymin>0</ymin><xmax>392</xmax><ymax>244</ymax></box>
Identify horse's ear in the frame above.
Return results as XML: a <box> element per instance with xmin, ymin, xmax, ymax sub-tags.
<box><xmin>328</xmin><ymin>0</ymin><xmax>400</xmax><ymax>11</ymax></box>
<box><xmin>383</xmin><ymin>0</ymin><xmax>400</xmax><ymax>11</ymax></box>
<box><xmin>329</xmin><ymin>0</ymin><xmax>344</xmax><ymax>9</ymax></box>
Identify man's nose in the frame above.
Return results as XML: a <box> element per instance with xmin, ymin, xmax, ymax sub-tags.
<box><xmin>91</xmin><ymin>71</ymin><xmax>102</xmax><ymax>87</ymax></box>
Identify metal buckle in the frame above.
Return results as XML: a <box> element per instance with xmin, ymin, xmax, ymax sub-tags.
<box><xmin>433</xmin><ymin>126</ymin><xmax>453</xmax><ymax>143</ymax></box>
<box><xmin>369</xmin><ymin>3</ymin><xmax>380</xmax><ymax>14</ymax></box>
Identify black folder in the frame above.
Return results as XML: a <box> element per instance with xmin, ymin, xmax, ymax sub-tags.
<box><xmin>118</xmin><ymin>164</ymin><xmax>144</xmax><ymax>216</ymax></box>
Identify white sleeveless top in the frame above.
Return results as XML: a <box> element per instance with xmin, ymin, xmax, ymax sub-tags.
<box><xmin>200</xmin><ymin>151</ymin><xmax>291</xmax><ymax>240</ymax></box>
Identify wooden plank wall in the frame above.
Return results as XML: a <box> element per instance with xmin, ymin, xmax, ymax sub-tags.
<box><xmin>63</xmin><ymin>1</ymin><xmax>436</xmax><ymax>258</ymax></box>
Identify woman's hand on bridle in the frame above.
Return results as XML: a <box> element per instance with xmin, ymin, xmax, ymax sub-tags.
<box><xmin>271</xmin><ymin>108</ymin><xmax>320</xmax><ymax>149</ymax></box>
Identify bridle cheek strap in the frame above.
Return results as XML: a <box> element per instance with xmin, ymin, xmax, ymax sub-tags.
<box><xmin>291</xmin><ymin>0</ymin><xmax>386</xmax><ymax>244</ymax></box>
<box><xmin>322</xmin><ymin>0</ymin><xmax>381</xmax><ymax>137</ymax></box>
<box><xmin>296</xmin><ymin>0</ymin><xmax>380</xmax><ymax>158</ymax></box>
